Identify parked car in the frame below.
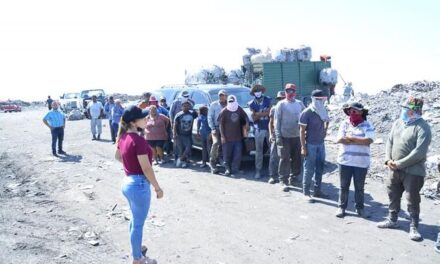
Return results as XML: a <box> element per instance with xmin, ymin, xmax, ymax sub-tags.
<box><xmin>0</xmin><ymin>102</ymin><xmax>21</xmax><ymax>112</ymax></box>
<box><xmin>168</xmin><ymin>84</ymin><xmax>263</xmax><ymax>156</ymax></box>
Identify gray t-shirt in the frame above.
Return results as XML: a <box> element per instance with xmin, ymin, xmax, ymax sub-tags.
<box><xmin>275</xmin><ymin>99</ymin><xmax>305</xmax><ymax>138</ymax></box>
<box><xmin>299</xmin><ymin>108</ymin><xmax>326</xmax><ymax>144</ymax></box>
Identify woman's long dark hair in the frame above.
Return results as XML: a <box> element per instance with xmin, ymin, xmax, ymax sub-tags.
<box><xmin>116</xmin><ymin>119</ymin><xmax>130</xmax><ymax>144</ymax></box>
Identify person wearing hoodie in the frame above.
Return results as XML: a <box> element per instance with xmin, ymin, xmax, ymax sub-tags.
<box><xmin>218</xmin><ymin>95</ymin><xmax>249</xmax><ymax>177</ymax></box>
<box><xmin>335</xmin><ymin>102</ymin><xmax>375</xmax><ymax>218</ymax></box>
<box><xmin>275</xmin><ymin>83</ymin><xmax>305</xmax><ymax>192</ymax></box>
<box><xmin>248</xmin><ymin>84</ymin><xmax>272</xmax><ymax>179</ymax></box>
<box><xmin>299</xmin><ymin>90</ymin><xmax>330</xmax><ymax>203</ymax></box>
<box><xmin>377</xmin><ymin>96</ymin><xmax>432</xmax><ymax>242</ymax></box>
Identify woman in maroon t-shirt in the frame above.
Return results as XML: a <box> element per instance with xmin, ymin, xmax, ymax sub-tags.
<box><xmin>115</xmin><ymin>105</ymin><xmax>163</xmax><ymax>264</ymax></box>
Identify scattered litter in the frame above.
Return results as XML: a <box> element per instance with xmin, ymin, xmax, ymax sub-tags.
<box><xmin>285</xmin><ymin>234</ymin><xmax>301</xmax><ymax>243</ymax></box>
<box><xmin>87</xmin><ymin>240</ymin><xmax>100</xmax><ymax>246</ymax></box>
<box><xmin>79</xmin><ymin>185</ymin><xmax>94</xmax><ymax>190</ymax></box>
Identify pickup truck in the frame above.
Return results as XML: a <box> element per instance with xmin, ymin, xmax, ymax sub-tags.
<box><xmin>59</xmin><ymin>92</ymin><xmax>80</xmax><ymax>113</ymax></box>
<box><xmin>79</xmin><ymin>89</ymin><xmax>106</xmax><ymax>118</ymax></box>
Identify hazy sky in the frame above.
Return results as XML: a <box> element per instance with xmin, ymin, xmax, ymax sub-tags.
<box><xmin>1</xmin><ymin>0</ymin><xmax>439</xmax><ymax>101</ymax></box>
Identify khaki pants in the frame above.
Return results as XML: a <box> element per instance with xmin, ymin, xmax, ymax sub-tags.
<box><xmin>387</xmin><ymin>170</ymin><xmax>425</xmax><ymax>227</ymax></box>
<box><xmin>209</xmin><ymin>130</ymin><xmax>221</xmax><ymax>167</ymax></box>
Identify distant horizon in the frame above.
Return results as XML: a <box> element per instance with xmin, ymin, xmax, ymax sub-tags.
<box><xmin>2</xmin><ymin>79</ymin><xmax>439</xmax><ymax>103</ymax></box>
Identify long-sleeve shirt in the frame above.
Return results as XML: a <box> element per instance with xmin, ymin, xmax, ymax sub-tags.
<box><xmin>275</xmin><ymin>99</ymin><xmax>305</xmax><ymax>138</ymax></box>
<box><xmin>208</xmin><ymin>100</ymin><xmax>226</xmax><ymax>130</ymax></box>
<box><xmin>386</xmin><ymin>118</ymin><xmax>432</xmax><ymax>177</ymax></box>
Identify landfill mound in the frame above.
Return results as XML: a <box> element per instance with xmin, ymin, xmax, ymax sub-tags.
<box><xmin>327</xmin><ymin>80</ymin><xmax>440</xmax><ymax>190</ymax></box>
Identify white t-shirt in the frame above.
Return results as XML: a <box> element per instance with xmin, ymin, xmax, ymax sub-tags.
<box><xmin>87</xmin><ymin>101</ymin><xmax>104</xmax><ymax>119</ymax></box>
<box><xmin>336</xmin><ymin>120</ymin><xmax>375</xmax><ymax>168</ymax></box>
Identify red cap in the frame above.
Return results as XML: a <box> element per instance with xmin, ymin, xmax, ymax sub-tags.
<box><xmin>285</xmin><ymin>83</ymin><xmax>296</xmax><ymax>90</ymax></box>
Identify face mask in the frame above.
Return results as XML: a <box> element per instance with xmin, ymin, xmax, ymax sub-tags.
<box><xmin>254</xmin><ymin>92</ymin><xmax>262</xmax><ymax>98</ymax></box>
<box><xmin>349</xmin><ymin>112</ymin><xmax>363</xmax><ymax>126</ymax></box>
<box><xmin>286</xmin><ymin>93</ymin><xmax>296</xmax><ymax>101</ymax></box>
<box><xmin>400</xmin><ymin>108</ymin><xmax>410</xmax><ymax>123</ymax></box>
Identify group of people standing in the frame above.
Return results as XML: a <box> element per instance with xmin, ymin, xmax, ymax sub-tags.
<box><xmin>42</xmin><ymin>85</ymin><xmax>437</xmax><ymax>263</ymax></box>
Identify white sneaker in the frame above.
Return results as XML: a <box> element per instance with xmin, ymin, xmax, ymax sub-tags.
<box><xmin>176</xmin><ymin>158</ymin><xmax>181</xmax><ymax>167</ymax></box>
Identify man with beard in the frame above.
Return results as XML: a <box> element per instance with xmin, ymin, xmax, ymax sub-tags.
<box><xmin>248</xmin><ymin>85</ymin><xmax>272</xmax><ymax>179</ymax></box>
<box><xmin>275</xmin><ymin>83</ymin><xmax>305</xmax><ymax>192</ymax></box>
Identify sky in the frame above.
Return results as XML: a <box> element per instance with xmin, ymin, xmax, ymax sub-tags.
<box><xmin>0</xmin><ymin>0</ymin><xmax>439</xmax><ymax>101</ymax></box>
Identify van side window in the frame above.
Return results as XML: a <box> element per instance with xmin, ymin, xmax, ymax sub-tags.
<box><xmin>192</xmin><ymin>91</ymin><xmax>208</xmax><ymax>105</ymax></box>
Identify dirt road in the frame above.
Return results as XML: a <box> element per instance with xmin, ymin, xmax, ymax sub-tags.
<box><xmin>0</xmin><ymin>108</ymin><xmax>439</xmax><ymax>263</ymax></box>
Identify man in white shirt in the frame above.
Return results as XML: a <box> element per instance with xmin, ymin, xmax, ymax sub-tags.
<box><xmin>87</xmin><ymin>95</ymin><xmax>104</xmax><ymax>140</ymax></box>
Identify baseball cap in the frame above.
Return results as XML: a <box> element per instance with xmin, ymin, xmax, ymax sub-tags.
<box><xmin>122</xmin><ymin>105</ymin><xmax>149</xmax><ymax>123</ymax></box>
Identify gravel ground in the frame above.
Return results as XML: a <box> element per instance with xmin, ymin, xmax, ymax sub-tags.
<box><xmin>0</xmin><ymin>108</ymin><xmax>439</xmax><ymax>264</ymax></box>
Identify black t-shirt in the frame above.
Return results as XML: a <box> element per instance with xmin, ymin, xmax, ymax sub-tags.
<box><xmin>174</xmin><ymin>111</ymin><xmax>198</xmax><ymax>136</ymax></box>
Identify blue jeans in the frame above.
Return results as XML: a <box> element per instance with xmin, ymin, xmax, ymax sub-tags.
<box><xmin>121</xmin><ymin>175</ymin><xmax>151</xmax><ymax>260</ymax></box>
<box><xmin>338</xmin><ymin>165</ymin><xmax>368</xmax><ymax>210</ymax></box>
<box><xmin>222</xmin><ymin>141</ymin><xmax>243</xmax><ymax>173</ymax></box>
<box><xmin>51</xmin><ymin>127</ymin><xmax>64</xmax><ymax>153</ymax></box>
<box><xmin>111</xmin><ymin>122</ymin><xmax>119</xmax><ymax>142</ymax></box>
<box><xmin>302</xmin><ymin>143</ymin><xmax>325</xmax><ymax>195</ymax></box>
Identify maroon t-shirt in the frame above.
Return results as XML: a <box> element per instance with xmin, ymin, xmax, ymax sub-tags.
<box><xmin>118</xmin><ymin>132</ymin><xmax>153</xmax><ymax>176</ymax></box>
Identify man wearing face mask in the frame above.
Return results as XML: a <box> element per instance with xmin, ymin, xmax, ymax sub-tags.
<box><xmin>275</xmin><ymin>83</ymin><xmax>305</xmax><ymax>192</ymax></box>
<box><xmin>299</xmin><ymin>90</ymin><xmax>330</xmax><ymax>202</ymax></box>
<box><xmin>335</xmin><ymin>102</ymin><xmax>374</xmax><ymax>217</ymax></box>
<box><xmin>218</xmin><ymin>95</ymin><xmax>249</xmax><ymax>177</ymax></box>
<box><xmin>378</xmin><ymin>96</ymin><xmax>431</xmax><ymax>241</ymax></box>
<box><xmin>248</xmin><ymin>84</ymin><xmax>272</xmax><ymax>179</ymax></box>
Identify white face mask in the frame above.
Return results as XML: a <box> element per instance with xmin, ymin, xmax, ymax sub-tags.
<box><xmin>254</xmin><ymin>92</ymin><xmax>262</xmax><ymax>98</ymax></box>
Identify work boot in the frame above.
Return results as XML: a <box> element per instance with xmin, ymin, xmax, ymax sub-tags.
<box><xmin>356</xmin><ymin>208</ymin><xmax>365</xmax><ymax>218</ymax></box>
<box><xmin>58</xmin><ymin>150</ymin><xmax>67</xmax><ymax>155</ymax></box>
<box><xmin>97</xmin><ymin>134</ymin><xmax>101</xmax><ymax>140</ymax></box>
<box><xmin>335</xmin><ymin>208</ymin><xmax>345</xmax><ymax>218</ymax></box>
<box><xmin>377</xmin><ymin>219</ymin><xmax>399</xmax><ymax>229</ymax></box>
<box><xmin>409</xmin><ymin>226</ymin><xmax>423</xmax><ymax>241</ymax></box>
<box><xmin>92</xmin><ymin>134</ymin><xmax>96</xmax><ymax>140</ymax></box>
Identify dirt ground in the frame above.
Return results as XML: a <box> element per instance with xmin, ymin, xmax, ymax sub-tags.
<box><xmin>0</xmin><ymin>108</ymin><xmax>439</xmax><ymax>264</ymax></box>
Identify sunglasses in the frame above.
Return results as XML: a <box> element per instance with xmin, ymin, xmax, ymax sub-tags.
<box><xmin>285</xmin><ymin>89</ymin><xmax>296</xmax><ymax>94</ymax></box>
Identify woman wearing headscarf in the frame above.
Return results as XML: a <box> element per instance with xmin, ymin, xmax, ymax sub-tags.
<box><xmin>335</xmin><ymin>102</ymin><xmax>375</xmax><ymax>218</ymax></box>
<box><xmin>115</xmin><ymin>105</ymin><xmax>163</xmax><ymax>264</ymax></box>
<box><xmin>218</xmin><ymin>95</ymin><xmax>249</xmax><ymax>176</ymax></box>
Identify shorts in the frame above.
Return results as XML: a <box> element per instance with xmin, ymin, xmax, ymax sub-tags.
<box><xmin>147</xmin><ymin>140</ymin><xmax>165</xmax><ymax>148</ymax></box>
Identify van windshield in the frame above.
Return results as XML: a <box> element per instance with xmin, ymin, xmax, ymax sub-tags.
<box><xmin>209</xmin><ymin>89</ymin><xmax>253</xmax><ymax>108</ymax></box>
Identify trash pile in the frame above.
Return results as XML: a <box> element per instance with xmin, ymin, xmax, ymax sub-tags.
<box><xmin>242</xmin><ymin>45</ymin><xmax>313</xmax><ymax>65</ymax></box>
<box><xmin>327</xmin><ymin>80</ymin><xmax>440</xmax><ymax>185</ymax></box>
<box><xmin>184</xmin><ymin>65</ymin><xmax>228</xmax><ymax>85</ymax></box>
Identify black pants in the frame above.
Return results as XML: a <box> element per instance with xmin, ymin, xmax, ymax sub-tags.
<box><xmin>277</xmin><ymin>137</ymin><xmax>302</xmax><ymax>183</ymax></box>
<box><xmin>338</xmin><ymin>165</ymin><xmax>368</xmax><ymax>210</ymax></box>
<box><xmin>51</xmin><ymin>127</ymin><xmax>64</xmax><ymax>153</ymax></box>
<box><xmin>387</xmin><ymin>170</ymin><xmax>424</xmax><ymax>227</ymax></box>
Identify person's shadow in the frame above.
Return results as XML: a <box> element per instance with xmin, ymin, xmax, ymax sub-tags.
<box><xmin>57</xmin><ymin>153</ymin><xmax>83</xmax><ymax>163</ymax></box>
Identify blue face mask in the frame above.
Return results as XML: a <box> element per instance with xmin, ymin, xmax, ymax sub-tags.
<box><xmin>400</xmin><ymin>108</ymin><xmax>410</xmax><ymax>123</ymax></box>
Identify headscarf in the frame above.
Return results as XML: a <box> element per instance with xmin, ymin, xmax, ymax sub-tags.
<box><xmin>309</xmin><ymin>97</ymin><xmax>329</xmax><ymax>122</ymax></box>
<box><xmin>226</xmin><ymin>95</ymin><xmax>239</xmax><ymax>112</ymax></box>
